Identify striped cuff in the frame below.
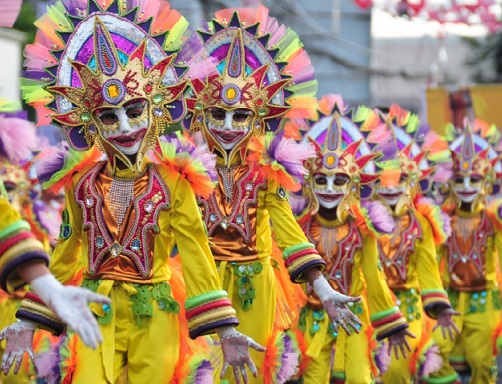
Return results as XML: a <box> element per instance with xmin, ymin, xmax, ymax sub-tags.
<box><xmin>185</xmin><ymin>290</ymin><xmax>239</xmax><ymax>339</ymax></box>
<box><xmin>283</xmin><ymin>243</ymin><xmax>325</xmax><ymax>283</ymax></box>
<box><xmin>16</xmin><ymin>292</ymin><xmax>64</xmax><ymax>335</ymax></box>
<box><xmin>422</xmin><ymin>289</ymin><xmax>451</xmax><ymax>319</ymax></box>
<box><xmin>370</xmin><ymin>306</ymin><xmax>408</xmax><ymax>341</ymax></box>
<box><xmin>0</xmin><ymin>223</ymin><xmax>49</xmax><ymax>292</ymax></box>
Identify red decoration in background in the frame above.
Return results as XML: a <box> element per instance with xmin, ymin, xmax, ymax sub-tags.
<box><xmin>351</xmin><ymin>0</ymin><xmax>502</xmax><ymax>32</ymax></box>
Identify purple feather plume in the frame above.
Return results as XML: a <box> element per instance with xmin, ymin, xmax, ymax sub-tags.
<box><xmin>276</xmin><ymin>332</ymin><xmax>300</xmax><ymax>384</ymax></box>
<box><xmin>35</xmin><ymin>141</ymin><xmax>71</xmax><ymax>185</ymax></box>
<box><xmin>419</xmin><ymin>344</ymin><xmax>443</xmax><ymax>378</ymax></box>
<box><xmin>361</xmin><ymin>200</ymin><xmax>395</xmax><ymax>234</ymax></box>
<box><xmin>35</xmin><ymin>337</ymin><xmax>64</xmax><ymax>384</ymax></box>
<box><xmin>374</xmin><ymin>341</ymin><xmax>391</xmax><ymax>374</ymax></box>
<box><xmin>289</xmin><ymin>193</ymin><xmax>310</xmax><ymax>216</ymax></box>
<box><xmin>194</xmin><ymin>360</ymin><xmax>214</xmax><ymax>384</ymax></box>
<box><xmin>265</xmin><ymin>131</ymin><xmax>316</xmax><ymax>181</ymax></box>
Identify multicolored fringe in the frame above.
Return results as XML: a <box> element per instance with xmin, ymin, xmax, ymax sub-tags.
<box><xmin>247</xmin><ymin>131</ymin><xmax>316</xmax><ymax>192</ymax></box>
<box><xmin>415</xmin><ymin>197</ymin><xmax>452</xmax><ymax>246</ymax></box>
<box><xmin>148</xmin><ymin>133</ymin><xmax>216</xmax><ymax>199</ymax></box>
<box><xmin>486</xmin><ymin>200</ymin><xmax>502</xmax><ymax>231</ymax></box>
<box><xmin>282</xmin><ymin>242</ymin><xmax>324</xmax><ymax>283</ymax></box>
<box><xmin>35</xmin><ymin>142</ymin><xmax>103</xmax><ymax>193</ymax></box>
<box><xmin>16</xmin><ymin>291</ymin><xmax>63</xmax><ymax>335</ymax></box>
<box><xmin>262</xmin><ymin>330</ymin><xmax>300</xmax><ymax>384</ymax></box>
<box><xmin>421</xmin><ymin>289</ymin><xmax>451</xmax><ymax>319</ymax></box>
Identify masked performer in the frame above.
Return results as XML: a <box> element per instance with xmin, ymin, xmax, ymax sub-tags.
<box><xmin>289</xmin><ymin>96</ymin><xmax>413</xmax><ymax>384</ymax></box>
<box><xmin>366</xmin><ymin>106</ymin><xmax>457</xmax><ymax>384</ymax></box>
<box><xmin>184</xmin><ymin>9</ymin><xmax>362</xmax><ymax>384</ymax></box>
<box><xmin>427</xmin><ymin>123</ymin><xmax>502</xmax><ymax>384</ymax></box>
<box><xmin>1</xmin><ymin>1</ymin><xmax>267</xmax><ymax>383</ymax></box>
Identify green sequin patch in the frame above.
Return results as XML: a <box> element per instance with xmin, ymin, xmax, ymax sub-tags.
<box><xmin>395</xmin><ymin>288</ymin><xmax>421</xmax><ymax>322</ymax></box>
<box><xmin>58</xmin><ymin>209</ymin><xmax>72</xmax><ymax>240</ymax></box>
<box><xmin>233</xmin><ymin>261</ymin><xmax>264</xmax><ymax>310</ymax></box>
<box><xmin>492</xmin><ymin>289</ymin><xmax>502</xmax><ymax>310</ymax></box>
<box><xmin>82</xmin><ymin>279</ymin><xmax>179</xmax><ymax>327</ymax></box>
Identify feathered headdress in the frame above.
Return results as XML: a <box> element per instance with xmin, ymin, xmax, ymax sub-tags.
<box><xmin>444</xmin><ymin>120</ymin><xmax>501</xmax><ymax>208</ymax></box>
<box><xmin>184</xmin><ymin>5</ymin><xmax>317</xmax><ymax>166</ymax></box>
<box><xmin>295</xmin><ymin>95</ymin><xmax>380</xmax><ymax>220</ymax></box>
<box><xmin>22</xmin><ymin>0</ymin><xmax>192</xmax><ymax>171</ymax></box>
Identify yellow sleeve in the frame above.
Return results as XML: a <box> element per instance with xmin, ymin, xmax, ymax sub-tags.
<box><xmin>264</xmin><ymin>179</ymin><xmax>325</xmax><ymax>283</ymax></box>
<box><xmin>361</xmin><ymin>233</ymin><xmax>408</xmax><ymax>340</ymax></box>
<box><xmin>48</xmin><ymin>182</ymin><xmax>83</xmax><ymax>283</ymax></box>
<box><xmin>0</xmin><ymin>181</ymin><xmax>49</xmax><ymax>293</ymax></box>
<box><xmin>15</xmin><ymin>180</ymin><xmax>83</xmax><ymax>335</ymax></box>
<box><xmin>415</xmin><ymin>213</ymin><xmax>451</xmax><ymax>319</ymax></box>
<box><xmin>169</xmin><ymin>174</ymin><xmax>238</xmax><ymax>338</ymax></box>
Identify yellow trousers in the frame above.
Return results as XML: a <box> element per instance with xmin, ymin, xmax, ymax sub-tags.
<box><xmin>215</xmin><ymin>260</ymin><xmax>276</xmax><ymax>384</ymax></box>
<box><xmin>426</xmin><ymin>290</ymin><xmax>501</xmax><ymax>384</ymax></box>
<box><xmin>72</xmin><ymin>283</ymin><xmax>180</xmax><ymax>384</ymax></box>
<box><xmin>302</xmin><ymin>299</ymin><xmax>372</xmax><ymax>384</ymax></box>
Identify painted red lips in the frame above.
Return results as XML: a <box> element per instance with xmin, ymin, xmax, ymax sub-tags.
<box><xmin>317</xmin><ymin>193</ymin><xmax>344</xmax><ymax>202</ymax></box>
<box><xmin>108</xmin><ymin>128</ymin><xmax>147</xmax><ymax>148</ymax></box>
<box><xmin>210</xmin><ymin>129</ymin><xmax>245</xmax><ymax>144</ymax></box>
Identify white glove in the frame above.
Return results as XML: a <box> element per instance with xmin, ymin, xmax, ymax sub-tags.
<box><xmin>30</xmin><ymin>274</ymin><xmax>111</xmax><ymax>349</ymax></box>
<box><xmin>217</xmin><ymin>326</ymin><xmax>266</xmax><ymax>384</ymax></box>
<box><xmin>313</xmin><ymin>276</ymin><xmax>363</xmax><ymax>336</ymax></box>
<box><xmin>0</xmin><ymin>320</ymin><xmax>36</xmax><ymax>375</ymax></box>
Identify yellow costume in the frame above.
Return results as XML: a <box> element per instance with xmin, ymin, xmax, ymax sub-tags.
<box><xmin>292</xmin><ymin>99</ymin><xmax>409</xmax><ymax>384</ymax></box>
<box><xmin>15</xmin><ymin>2</ymin><xmax>240</xmax><ymax>382</ymax></box>
<box><xmin>428</xmin><ymin>125</ymin><xmax>502</xmax><ymax>384</ymax></box>
<box><xmin>184</xmin><ymin>7</ymin><xmax>326</xmax><ymax>384</ymax></box>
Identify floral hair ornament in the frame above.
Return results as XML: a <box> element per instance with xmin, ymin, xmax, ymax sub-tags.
<box><xmin>184</xmin><ymin>5</ymin><xmax>317</xmax><ymax>165</ymax></box>
<box><xmin>293</xmin><ymin>95</ymin><xmax>380</xmax><ymax>221</ymax></box>
<box><xmin>22</xmin><ymin>0</ymin><xmax>193</xmax><ymax>172</ymax></box>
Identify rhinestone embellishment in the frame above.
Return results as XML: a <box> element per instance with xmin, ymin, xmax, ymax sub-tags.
<box><xmin>209</xmin><ymin>213</ymin><xmax>217</xmax><ymax>222</ymax></box>
<box><xmin>236</xmin><ymin>214</ymin><xmax>243</xmax><ymax>224</ymax></box>
<box><xmin>131</xmin><ymin>239</ymin><xmax>141</xmax><ymax>251</ymax></box>
<box><xmin>221</xmin><ymin>217</ymin><xmax>229</xmax><ymax>230</ymax></box>
<box><xmin>85</xmin><ymin>195</ymin><xmax>94</xmax><ymax>207</ymax></box>
<box><xmin>96</xmin><ymin>236</ymin><xmax>104</xmax><ymax>248</ymax></box>
<box><xmin>111</xmin><ymin>243</ymin><xmax>122</xmax><ymax>258</ymax></box>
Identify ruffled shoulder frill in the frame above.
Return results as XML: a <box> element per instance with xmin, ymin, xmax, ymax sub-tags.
<box><xmin>148</xmin><ymin>132</ymin><xmax>217</xmax><ymax>199</ymax></box>
<box><xmin>414</xmin><ymin>196</ymin><xmax>452</xmax><ymax>246</ymax></box>
<box><xmin>36</xmin><ymin>142</ymin><xmax>104</xmax><ymax>193</ymax></box>
<box><xmin>247</xmin><ymin>131</ymin><xmax>316</xmax><ymax>192</ymax></box>
<box><xmin>351</xmin><ymin>200</ymin><xmax>395</xmax><ymax>238</ymax></box>
<box><xmin>486</xmin><ymin>199</ymin><xmax>502</xmax><ymax>231</ymax></box>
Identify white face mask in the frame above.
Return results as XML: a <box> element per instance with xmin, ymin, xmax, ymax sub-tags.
<box><xmin>206</xmin><ymin>108</ymin><xmax>252</xmax><ymax>151</ymax></box>
<box><xmin>95</xmin><ymin>101</ymin><xmax>149</xmax><ymax>156</ymax></box>
<box><xmin>376</xmin><ymin>173</ymin><xmax>407</xmax><ymax>207</ymax></box>
<box><xmin>313</xmin><ymin>173</ymin><xmax>349</xmax><ymax>209</ymax></box>
<box><xmin>452</xmin><ymin>175</ymin><xmax>482</xmax><ymax>203</ymax></box>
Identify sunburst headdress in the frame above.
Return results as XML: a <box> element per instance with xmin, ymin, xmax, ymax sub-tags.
<box><xmin>293</xmin><ymin>95</ymin><xmax>379</xmax><ymax>220</ymax></box>
<box><xmin>184</xmin><ymin>6</ymin><xmax>317</xmax><ymax>166</ymax></box>
<box><xmin>445</xmin><ymin>121</ymin><xmax>501</xmax><ymax>208</ymax></box>
<box><xmin>22</xmin><ymin>0</ymin><xmax>192</xmax><ymax>171</ymax></box>
<box><xmin>363</xmin><ymin>105</ymin><xmax>446</xmax><ymax>213</ymax></box>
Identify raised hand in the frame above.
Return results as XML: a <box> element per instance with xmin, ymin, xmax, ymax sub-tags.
<box><xmin>29</xmin><ymin>274</ymin><xmax>111</xmax><ymax>349</ymax></box>
<box><xmin>217</xmin><ymin>326</ymin><xmax>266</xmax><ymax>384</ymax></box>
<box><xmin>0</xmin><ymin>320</ymin><xmax>36</xmax><ymax>375</ymax></box>
<box><xmin>433</xmin><ymin>307</ymin><xmax>460</xmax><ymax>340</ymax></box>
<box><xmin>312</xmin><ymin>276</ymin><xmax>363</xmax><ymax>335</ymax></box>
<box><xmin>387</xmin><ymin>329</ymin><xmax>416</xmax><ymax>359</ymax></box>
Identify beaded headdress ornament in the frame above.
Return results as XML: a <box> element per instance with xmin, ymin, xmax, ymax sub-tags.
<box><xmin>184</xmin><ymin>6</ymin><xmax>317</xmax><ymax>166</ymax></box>
<box><xmin>297</xmin><ymin>95</ymin><xmax>379</xmax><ymax>220</ymax></box>
<box><xmin>22</xmin><ymin>0</ymin><xmax>189</xmax><ymax>171</ymax></box>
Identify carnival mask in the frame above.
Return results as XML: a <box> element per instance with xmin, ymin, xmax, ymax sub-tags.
<box><xmin>313</xmin><ymin>172</ymin><xmax>350</xmax><ymax>209</ymax></box>
<box><xmin>0</xmin><ymin>158</ymin><xmax>31</xmax><ymax>210</ymax></box>
<box><xmin>95</xmin><ymin>100</ymin><xmax>149</xmax><ymax>158</ymax></box>
<box><xmin>375</xmin><ymin>172</ymin><xmax>408</xmax><ymax>207</ymax></box>
<box><xmin>205</xmin><ymin>108</ymin><xmax>253</xmax><ymax>151</ymax></box>
<box><xmin>452</xmin><ymin>175</ymin><xmax>483</xmax><ymax>204</ymax></box>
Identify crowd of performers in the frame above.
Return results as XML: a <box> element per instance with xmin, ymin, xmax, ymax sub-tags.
<box><xmin>0</xmin><ymin>1</ymin><xmax>501</xmax><ymax>383</ymax></box>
